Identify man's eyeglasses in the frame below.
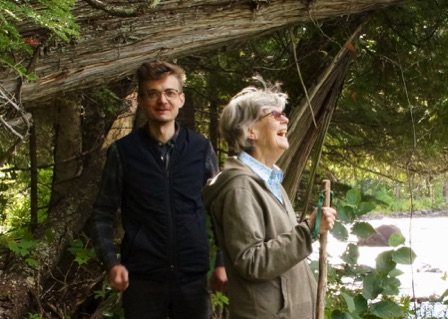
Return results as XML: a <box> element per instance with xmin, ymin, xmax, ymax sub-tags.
<box><xmin>260</xmin><ymin>110</ymin><xmax>287</xmax><ymax>121</ymax></box>
<box><xmin>143</xmin><ymin>89</ymin><xmax>181</xmax><ymax>101</ymax></box>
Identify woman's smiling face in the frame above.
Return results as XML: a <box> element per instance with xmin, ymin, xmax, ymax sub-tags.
<box><xmin>249</xmin><ymin>107</ymin><xmax>289</xmax><ymax>166</ymax></box>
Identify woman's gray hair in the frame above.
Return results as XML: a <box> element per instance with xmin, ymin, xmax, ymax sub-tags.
<box><xmin>219</xmin><ymin>76</ymin><xmax>288</xmax><ymax>155</ymax></box>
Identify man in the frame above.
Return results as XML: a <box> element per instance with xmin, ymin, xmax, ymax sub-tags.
<box><xmin>92</xmin><ymin>60</ymin><xmax>226</xmax><ymax>319</ymax></box>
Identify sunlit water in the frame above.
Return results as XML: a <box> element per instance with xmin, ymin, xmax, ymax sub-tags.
<box><xmin>311</xmin><ymin>216</ymin><xmax>448</xmax><ymax>318</ymax></box>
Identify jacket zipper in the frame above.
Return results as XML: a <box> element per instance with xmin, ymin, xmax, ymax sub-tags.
<box><xmin>166</xmin><ymin>149</ymin><xmax>176</xmax><ymax>273</ymax></box>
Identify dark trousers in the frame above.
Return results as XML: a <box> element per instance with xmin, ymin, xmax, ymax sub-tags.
<box><xmin>122</xmin><ymin>275</ymin><xmax>210</xmax><ymax>319</ymax></box>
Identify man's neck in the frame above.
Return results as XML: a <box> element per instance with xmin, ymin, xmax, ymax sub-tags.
<box><xmin>147</xmin><ymin>121</ymin><xmax>176</xmax><ymax>144</ymax></box>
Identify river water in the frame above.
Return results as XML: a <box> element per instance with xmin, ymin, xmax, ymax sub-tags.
<box><xmin>311</xmin><ymin>216</ymin><xmax>448</xmax><ymax>318</ymax></box>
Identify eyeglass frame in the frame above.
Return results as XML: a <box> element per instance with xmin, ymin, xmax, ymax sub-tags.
<box><xmin>259</xmin><ymin>110</ymin><xmax>287</xmax><ymax>121</ymax></box>
<box><xmin>142</xmin><ymin>89</ymin><xmax>182</xmax><ymax>101</ymax></box>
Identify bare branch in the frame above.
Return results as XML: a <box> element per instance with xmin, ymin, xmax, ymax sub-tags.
<box><xmin>0</xmin><ymin>84</ymin><xmax>32</xmax><ymax>165</ymax></box>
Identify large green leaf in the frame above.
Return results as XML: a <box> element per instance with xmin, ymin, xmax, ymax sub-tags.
<box><xmin>388</xmin><ymin>268</ymin><xmax>404</xmax><ymax>278</ymax></box>
<box><xmin>375</xmin><ymin>250</ymin><xmax>396</xmax><ymax>273</ymax></box>
<box><xmin>351</xmin><ymin>222</ymin><xmax>376</xmax><ymax>238</ymax></box>
<box><xmin>331</xmin><ymin>310</ymin><xmax>354</xmax><ymax>319</ymax></box>
<box><xmin>388</xmin><ymin>233</ymin><xmax>405</xmax><ymax>247</ymax></box>
<box><xmin>370</xmin><ymin>300</ymin><xmax>403</xmax><ymax>318</ymax></box>
<box><xmin>353</xmin><ymin>294</ymin><xmax>368</xmax><ymax>315</ymax></box>
<box><xmin>341</xmin><ymin>292</ymin><xmax>356</xmax><ymax>313</ymax></box>
<box><xmin>345</xmin><ymin>189</ymin><xmax>361</xmax><ymax>206</ymax></box>
<box><xmin>381</xmin><ymin>276</ymin><xmax>401</xmax><ymax>296</ymax></box>
<box><xmin>336</xmin><ymin>205</ymin><xmax>354</xmax><ymax>223</ymax></box>
<box><xmin>332</xmin><ymin>221</ymin><xmax>349</xmax><ymax>241</ymax></box>
<box><xmin>356</xmin><ymin>201</ymin><xmax>376</xmax><ymax>217</ymax></box>
<box><xmin>362</xmin><ymin>273</ymin><xmax>382</xmax><ymax>300</ymax></box>
<box><xmin>392</xmin><ymin>247</ymin><xmax>417</xmax><ymax>265</ymax></box>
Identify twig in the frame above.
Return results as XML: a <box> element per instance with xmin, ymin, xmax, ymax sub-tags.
<box><xmin>316</xmin><ymin>180</ymin><xmax>331</xmax><ymax>319</ymax></box>
<box><xmin>289</xmin><ymin>28</ymin><xmax>317</xmax><ymax>128</ymax></box>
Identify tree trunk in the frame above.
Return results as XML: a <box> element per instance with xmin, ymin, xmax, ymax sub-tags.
<box><xmin>0</xmin><ymin>95</ymin><xmax>119</xmax><ymax>319</ymax></box>
<box><xmin>49</xmin><ymin>96</ymin><xmax>84</xmax><ymax>213</ymax></box>
<box><xmin>30</xmin><ymin>123</ymin><xmax>39</xmax><ymax>233</ymax></box>
<box><xmin>3</xmin><ymin>0</ymin><xmax>408</xmax><ymax>106</ymax></box>
<box><xmin>178</xmin><ymin>91</ymin><xmax>197</xmax><ymax>131</ymax></box>
<box><xmin>444</xmin><ymin>181</ymin><xmax>448</xmax><ymax>204</ymax></box>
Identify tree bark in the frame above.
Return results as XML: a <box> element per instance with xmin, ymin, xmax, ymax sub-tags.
<box><xmin>3</xmin><ymin>0</ymin><xmax>408</xmax><ymax>106</ymax></box>
<box><xmin>30</xmin><ymin>123</ymin><xmax>39</xmax><ymax>233</ymax></box>
<box><xmin>49</xmin><ymin>96</ymin><xmax>84</xmax><ymax>213</ymax></box>
<box><xmin>0</xmin><ymin>94</ymin><xmax>119</xmax><ymax>319</ymax></box>
<box><xmin>443</xmin><ymin>181</ymin><xmax>448</xmax><ymax>204</ymax></box>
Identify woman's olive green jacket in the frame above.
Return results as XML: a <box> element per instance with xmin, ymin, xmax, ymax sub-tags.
<box><xmin>202</xmin><ymin>157</ymin><xmax>317</xmax><ymax>319</ymax></box>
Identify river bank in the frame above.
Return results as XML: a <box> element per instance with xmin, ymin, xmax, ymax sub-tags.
<box><xmin>309</xmin><ymin>212</ymin><xmax>448</xmax><ymax>318</ymax></box>
<box><xmin>360</xmin><ymin>208</ymin><xmax>448</xmax><ymax>220</ymax></box>
<box><xmin>312</xmin><ymin>214</ymin><xmax>448</xmax><ymax>300</ymax></box>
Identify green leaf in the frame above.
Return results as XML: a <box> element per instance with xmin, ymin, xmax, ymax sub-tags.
<box><xmin>388</xmin><ymin>233</ymin><xmax>405</xmax><ymax>247</ymax></box>
<box><xmin>8</xmin><ymin>241</ymin><xmax>21</xmax><ymax>254</ymax></box>
<box><xmin>351</xmin><ymin>222</ymin><xmax>375</xmax><ymax>238</ymax></box>
<box><xmin>345</xmin><ymin>189</ymin><xmax>361</xmax><ymax>205</ymax></box>
<box><xmin>335</xmin><ymin>205</ymin><xmax>354</xmax><ymax>223</ymax></box>
<box><xmin>68</xmin><ymin>239</ymin><xmax>94</xmax><ymax>265</ymax></box>
<box><xmin>370</xmin><ymin>300</ymin><xmax>403</xmax><ymax>318</ymax></box>
<box><xmin>375</xmin><ymin>250</ymin><xmax>396</xmax><ymax>273</ymax></box>
<box><xmin>362</xmin><ymin>272</ymin><xmax>383</xmax><ymax>300</ymax></box>
<box><xmin>356</xmin><ymin>201</ymin><xmax>376</xmax><ymax>216</ymax></box>
<box><xmin>211</xmin><ymin>291</ymin><xmax>229</xmax><ymax>307</ymax></box>
<box><xmin>331</xmin><ymin>309</ymin><xmax>354</xmax><ymax>319</ymax></box>
<box><xmin>341</xmin><ymin>243</ymin><xmax>359</xmax><ymax>265</ymax></box>
<box><xmin>7</xmin><ymin>239</ymin><xmax>37</xmax><ymax>257</ymax></box>
<box><xmin>388</xmin><ymin>268</ymin><xmax>404</xmax><ymax>278</ymax></box>
<box><xmin>381</xmin><ymin>276</ymin><xmax>400</xmax><ymax>296</ymax></box>
<box><xmin>353</xmin><ymin>294</ymin><xmax>368</xmax><ymax>314</ymax></box>
<box><xmin>20</xmin><ymin>239</ymin><xmax>37</xmax><ymax>250</ymax></box>
<box><xmin>392</xmin><ymin>247</ymin><xmax>416</xmax><ymax>265</ymax></box>
<box><xmin>332</xmin><ymin>221</ymin><xmax>349</xmax><ymax>241</ymax></box>
<box><xmin>71</xmin><ymin>239</ymin><xmax>83</xmax><ymax>248</ymax></box>
<box><xmin>440</xmin><ymin>288</ymin><xmax>448</xmax><ymax>301</ymax></box>
<box><xmin>25</xmin><ymin>257</ymin><xmax>38</xmax><ymax>268</ymax></box>
<box><xmin>341</xmin><ymin>292</ymin><xmax>356</xmax><ymax>313</ymax></box>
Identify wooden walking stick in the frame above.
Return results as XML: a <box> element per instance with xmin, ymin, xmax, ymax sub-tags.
<box><xmin>316</xmin><ymin>179</ymin><xmax>331</xmax><ymax>319</ymax></box>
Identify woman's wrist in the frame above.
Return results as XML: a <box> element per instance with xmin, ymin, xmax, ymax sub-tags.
<box><xmin>304</xmin><ymin>217</ymin><xmax>315</xmax><ymax>232</ymax></box>
<box><xmin>304</xmin><ymin>217</ymin><xmax>318</xmax><ymax>240</ymax></box>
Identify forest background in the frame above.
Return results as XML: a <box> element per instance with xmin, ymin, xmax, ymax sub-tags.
<box><xmin>1</xmin><ymin>0</ymin><xmax>448</xmax><ymax>318</ymax></box>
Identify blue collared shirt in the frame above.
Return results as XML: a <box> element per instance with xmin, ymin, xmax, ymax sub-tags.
<box><xmin>238</xmin><ymin>152</ymin><xmax>284</xmax><ymax>203</ymax></box>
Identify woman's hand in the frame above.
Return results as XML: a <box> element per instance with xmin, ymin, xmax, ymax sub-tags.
<box><xmin>308</xmin><ymin>207</ymin><xmax>337</xmax><ymax>234</ymax></box>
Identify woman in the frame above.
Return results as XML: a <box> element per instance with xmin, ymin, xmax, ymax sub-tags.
<box><xmin>202</xmin><ymin>79</ymin><xmax>337</xmax><ymax>319</ymax></box>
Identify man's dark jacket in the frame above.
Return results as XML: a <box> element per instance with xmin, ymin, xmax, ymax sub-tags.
<box><xmin>92</xmin><ymin>126</ymin><xmax>216</xmax><ymax>283</ymax></box>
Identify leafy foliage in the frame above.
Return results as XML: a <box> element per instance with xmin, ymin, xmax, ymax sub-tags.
<box><xmin>0</xmin><ymin>167</ymin><xmax>52</xmax><ymax>233</ymax></box>
<box><xmin>0</xmin><ymin>0</ymin><xmax>79</xmax><ymax>78</ymax></box>
<box><xmin>313</xmin><ymin>187</ymin><xmax>421</xmax><ymax>319</ymax></box>
<box><xmin>68</xmin><ymin>239</ymin><xmax>95</xmax><ymax>265</ymax></box>
<box><xmin>327</xmin><ymin>2</ymin><xmax>448</xmax><ymax>186</ymax></box>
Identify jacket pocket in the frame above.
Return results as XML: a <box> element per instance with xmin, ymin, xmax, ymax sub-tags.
<box><xmin>256</xmin><ymin>277</ymin><xmax>286</xmax><ymax>315</ymax></box>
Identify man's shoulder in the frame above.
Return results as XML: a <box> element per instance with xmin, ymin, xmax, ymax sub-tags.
<box><xmin>115</xmin><ymin>128</ymin><xmax>142</xmax><ymax>144</ymax></box>
<box><xmin>180</xmin><ymin>127</ymin><xmax>209</xmax><ymax>144</ymax></box>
